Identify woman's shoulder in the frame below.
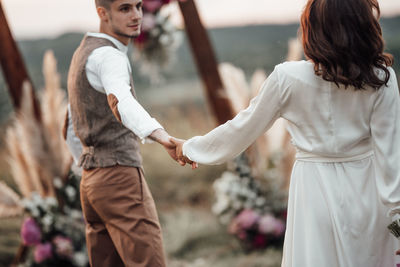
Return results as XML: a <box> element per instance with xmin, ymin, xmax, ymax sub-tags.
<box><xmin>273</xmin><ymin>60</ymin><xmax>320</xmax><ymax>86</ymax></box>
<box><xmin>275</xmin><ymin>60</ymin><xmax>315</xmax><ymax>77</ymax></box>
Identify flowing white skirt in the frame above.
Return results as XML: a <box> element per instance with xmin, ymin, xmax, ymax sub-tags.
<box><xmin>282</xmin><ymin>154</ymin><xmax>399</xmax><ymax>267</ymax></box>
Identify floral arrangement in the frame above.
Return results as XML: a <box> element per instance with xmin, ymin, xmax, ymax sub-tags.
<box><xmin>212</xmin><ymin>154</ymin><xmax>287</xmax><ymax>250</ymax></box>
<box><xmin>0</xmin><ymin>51</ymin><xmax>88</xmax><ymax>266</ymax></box>
<box><xmin>132</xmin><ymin>0</ymin><xmax>182</xmax><ymax>82</ymax></box>
<box><xmin>19</xmin><ymin>172</ymin><xmax>88</xmax><ymax>267</ymax></box>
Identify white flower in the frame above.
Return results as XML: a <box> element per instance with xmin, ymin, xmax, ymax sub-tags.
<box><xmin>150</xmin><ymin>28</ymin><xmax>161</xmax><ymax>37</ymax></box>
<box><xmin>155</xmin><ymin>13</ymin><xmax>165</xmax><ymax>24</ymax></box>
<box><xmin>53</xmin><ymin>177</ymin><xmax>63</xmax><ymax>189</ymax></box>
<box><xmin>163</xmin><ymin>21</ymin><xmax>175</xmax><ymax>33</ymax></box>
<box><xmin>47</xmin><ymin>197</ymin><xmax>58</xmax><ymax>206</ymax></box>
<box><xmin>212</xmin><ymin>195</ymin><xmax>230</xmax><ymax>215</ymax></box>
<box><xmin>255</xmin><ymin>197</ymin><xmax>266</xmax><ymax>206</ymax></box>
<box><xmin>159</xmin><ymin>34</ymin><xmax>170</xmax><ymax>46</ymax></box>
<box><xmin>70</xmin><ymin>209</ymin><xmax>83</xmax><ymax>220</ymax></box>
<box><xmin>171</xmin><ymin>32</ymin><xmax>183</xmax><ymax>49</ymax></box>
<box><xmin>31</xmin><ymin>192</ymin><xmax>43</xmax><ymax>206</ymax></box>
<box><xmin>213</xmin><ymin>178</ymin><xmax>231</xmax><ymax>194</ymax></box>
<box><xmin>65</xmin><ymin>186</ymin><xmax>76</xmax><ymax>200</ymax></box>
<box><xmin>31</xmin><ymin>207</ymin><xmax>40</xmax><ymax>217</ymax></box>
<box><xmin>22</xmin><ymin>198</ymin><xmax>34</xmax><ymax>210</ymax></box>
<box><xmin>42</xmin><ymin>214</ymin><xmax>53</xmax><ymax>226</ymax></box>
<box><xmin>73</xmin><ymin>251</ymin><xmax>88</xmax><ymax>267</ymax></box>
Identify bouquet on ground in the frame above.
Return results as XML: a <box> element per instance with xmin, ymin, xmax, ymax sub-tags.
<box><xmin>132</xmin><ymin>0</ymin><xmax>182</xmax><ymax>82</ymax></box>
<box><xmin>212</xmin><ymin>154</ymin><xmax>287</xmax><ymax>250</ymax></box>
<box><xmin>19</xmin><ymin>172</ymin><xmax>88</xmax><ymax>267</ymax></box>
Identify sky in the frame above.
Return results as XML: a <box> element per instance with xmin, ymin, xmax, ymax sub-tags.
<box><xmin>2</xmin><ymin>0</ymin><xmax>400</xmax><ymax>39</ymax></box>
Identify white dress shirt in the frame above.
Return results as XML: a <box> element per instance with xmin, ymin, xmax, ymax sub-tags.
<box><xmin>66</xmin><ymin>33</ymin><xmax>163</xmax><ymax>164</ymax></box>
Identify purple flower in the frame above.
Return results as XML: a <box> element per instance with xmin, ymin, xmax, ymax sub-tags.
<box><xmin>258</xmin><ymin>214</ymin><xmax>285</xmax><ymax>237</ymax></box>
<box><xmin>235</xmin><ymin>209</ymin><xmax>260</xmax><ymax>230</ymax></box>
<box><xmin>53</xmin><ymin>236</ymin><xmax>73</xmax><ymax>259</ymax></box>
<box><xmin>143</xmin><ymin>0</ymin><xmax>164</xmax><ymax>13</ymax></box>
<box><xmin>21</xmin><ymin>217</ymin><xmax>41</xmax><ymax>246</ymax></box>
<box><xmin>252</xmin><ymin>234</ymin><xmax>267</xmax><ymax>248</ymax></box>
<box><xmin>34</xmin><ymin>242</ymin><xmax>53</xmax><ymax>263</ymax></box>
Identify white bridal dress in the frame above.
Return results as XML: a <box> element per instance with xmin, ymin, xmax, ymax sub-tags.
<box><xmin>182</xmin><ymin>61</ymin><xmax>400</xmax><ymax>267</ymax></box>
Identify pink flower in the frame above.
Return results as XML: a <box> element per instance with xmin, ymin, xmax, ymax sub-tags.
<box><xmin>21</xmin><ymin>217</ymin><xmax>41</xmax><ymax>246</ymax></box>
<box><xmin>272</xmin><ymin>219</ymin><xmax>286</xmax><ymax>237</ymax></box>
<box><xmin>235</xmin><ymin>209</ymin><xmax>260</xmax><ymax>230</ymax></box>
<box><xmin>53</xmin><ymin>236</ymin><xmax>73</xmax><ymax>259</ymax></box>
<box><xmin>143</xmin><ymin>0</ymin><xmax>164</xmax><ymax>13</ymax></box>
<box><xmin>258</xmin><ymin>214</ymin><xmax>285</xmax><ymax>237</ymax></box>
<box><xmin>34</xmin><ymin>242</ymin><xmax>53</xmax><ymax>263</ymax></box>
<box><xmin>141</xmin><ymin>13</ymin><xmax>157</xmax><ymax>32</ymax></box>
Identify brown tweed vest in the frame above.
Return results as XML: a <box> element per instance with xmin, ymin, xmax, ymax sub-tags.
<box><xmin>67</xmin><ymin>35</ymin><xmax>142</xmax><ymax>169</ymax></box>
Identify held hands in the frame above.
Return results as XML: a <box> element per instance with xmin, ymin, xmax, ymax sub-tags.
<box><xmin>170</xmin><ymin>137</ymin><xmax>198</xmax><ymax>169</ymax></box>
<box><xmin>149</xmin><ymin>129</ymin><xmax>197</xmax><ymax>169</ymax></box>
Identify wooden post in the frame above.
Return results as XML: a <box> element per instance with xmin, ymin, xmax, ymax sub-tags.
<box><xmin>178</xmin><ymin>0</ymin><xmax>235</xmax><ymax>125</ymax></box>
<box><xmin>0</xmin><ymin>2</ymin><xmax>41</xmax><ymax>122</ymax></box>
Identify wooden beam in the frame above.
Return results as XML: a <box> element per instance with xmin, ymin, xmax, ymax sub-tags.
<box><xmin>178</xmin><ymin>0</ymin><xmax>235</xmax><ymax>125</ymax></box>
<box><xmin>0</xmin><ymin>2</ymin><xmax>41</xmax><ymax>121</ymax></box>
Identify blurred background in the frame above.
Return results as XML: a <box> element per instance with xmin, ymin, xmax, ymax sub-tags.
<box><xmin>0</xmin><ymin>0</ymin><xmax>399</xmax><ymax>266</ymax></box>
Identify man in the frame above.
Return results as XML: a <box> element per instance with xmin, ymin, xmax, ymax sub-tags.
<box><xmin>66</xmin><ymin>0</ymin><xmax>190</xmax><ymax>265</ymax></box>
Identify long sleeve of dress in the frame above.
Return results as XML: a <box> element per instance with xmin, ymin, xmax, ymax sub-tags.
<box><xmin>370</xmin><ymin>68</ymin><xmax>400</xmax><ymax>220</ymax></box>
<box><xmin>182</xmin><ymin>67</ymin><xmax>282</xmax><ymax>165</ymax></box>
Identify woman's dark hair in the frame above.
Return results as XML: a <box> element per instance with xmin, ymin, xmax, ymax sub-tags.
<box><xmin>300</xmin><ymin>0</ymin><xmax>393</xmax><ymax>90</ymax></box>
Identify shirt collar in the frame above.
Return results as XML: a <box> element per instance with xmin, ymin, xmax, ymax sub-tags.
<box><xmin>86</xmin><ymin>32</ymin><xmax>129</xmax><ymax>54</ymax></box>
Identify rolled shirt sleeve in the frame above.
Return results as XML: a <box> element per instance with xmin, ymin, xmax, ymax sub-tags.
<box><xmin>88</xmin><ymin>46</ymin><xmax>163</xmax><ymax>143</ymax></box>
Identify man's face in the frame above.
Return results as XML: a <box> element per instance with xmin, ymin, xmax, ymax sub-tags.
<box><xmin>106</xmin><ymin>0</ymin><xmax>143</xmax><ymax>41</ymax></box>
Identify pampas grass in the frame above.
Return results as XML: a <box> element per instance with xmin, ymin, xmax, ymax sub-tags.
<box><xmin>2</xmin><ymin>50</ymin><xmax>72</xmax><ymax>216</ymax></box>
<box><xmin>41</xmin><ymin>50</ymin><xmax>72</xmax><ymax>181</ymax></box>
<box><xmin>219</xmin><ymin>63</ymin><xmax>250</xmax><ymax>114</ymax></box>
<box><xmin>7</xmin><ymin>82</ymin><xmax>50</xmax><ymax>197</ymax></box>
<box><xmin>0</xmin><ymin>181</ymin><xmax>22</xmax><ymax>218</ymax></box>
<box><xmin>216</xmin><ymin>38</ymin><xmax>303</xmax><ymax>183</ymax></box>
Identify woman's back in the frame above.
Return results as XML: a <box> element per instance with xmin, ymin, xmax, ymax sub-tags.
<box><xmin>277</xmin><ymin>60</ymin><xmax>398</xmax><ymax>157</ymax></box>
<box><xmin>180</xmin><ymin>0</ymin><xmax>400</xmax><ymax>265</ymax></box>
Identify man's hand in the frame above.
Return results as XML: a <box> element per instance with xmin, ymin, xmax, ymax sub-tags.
<box><xmin>149</xmin><ymin>129</ymin><xmax>183</xmax><ymax>163</ymax></box>
<box><xmin>149</xmin><ymin>129</ymin><xmax>197</xmax><ymax>168</ymax></box>
<box><xmin>170</xmin><ymin>137</ymin><xmax>198</xmax><ymax>169</ymax></box>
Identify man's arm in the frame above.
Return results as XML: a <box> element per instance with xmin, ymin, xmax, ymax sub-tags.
<box><xmin>86</xmin><ymin>46</ymin><xmax>189</xmax><ymax>164</ymax></box>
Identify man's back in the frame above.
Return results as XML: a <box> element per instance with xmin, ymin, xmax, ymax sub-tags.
<box><xmin>68</xmin><ymin>35</ymin><xmax>142</xmax><ymax>169</ymax></box>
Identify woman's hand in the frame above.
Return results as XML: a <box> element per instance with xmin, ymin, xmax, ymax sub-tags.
<box><xmin>170</xmin><ymin>137</ymin><xmax>198</xmax><ymax>169</ymax></box>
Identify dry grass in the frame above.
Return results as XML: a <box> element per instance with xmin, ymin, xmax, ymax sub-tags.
<box><xmin>0</xmin><ymin>217</ymin><xmax>22</xmax><ymax>266</ymax></box>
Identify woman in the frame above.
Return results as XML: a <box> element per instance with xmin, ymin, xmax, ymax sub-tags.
<box><xmin>172</xmin><ymin>0</ymin><xmax>400</xmax><ymax>266</ymax></box>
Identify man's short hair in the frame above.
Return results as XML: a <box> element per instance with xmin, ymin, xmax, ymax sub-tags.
<box><xmin>95</xmin><ymin>0</ymin><xmax>116</xmax><ymax>9</ymax></box>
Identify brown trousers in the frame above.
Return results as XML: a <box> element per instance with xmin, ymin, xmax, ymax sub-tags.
<box><xmin>80</xmin><ymin>165</ymin><xmax>166</xmax><ymax>267</ymax></box>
